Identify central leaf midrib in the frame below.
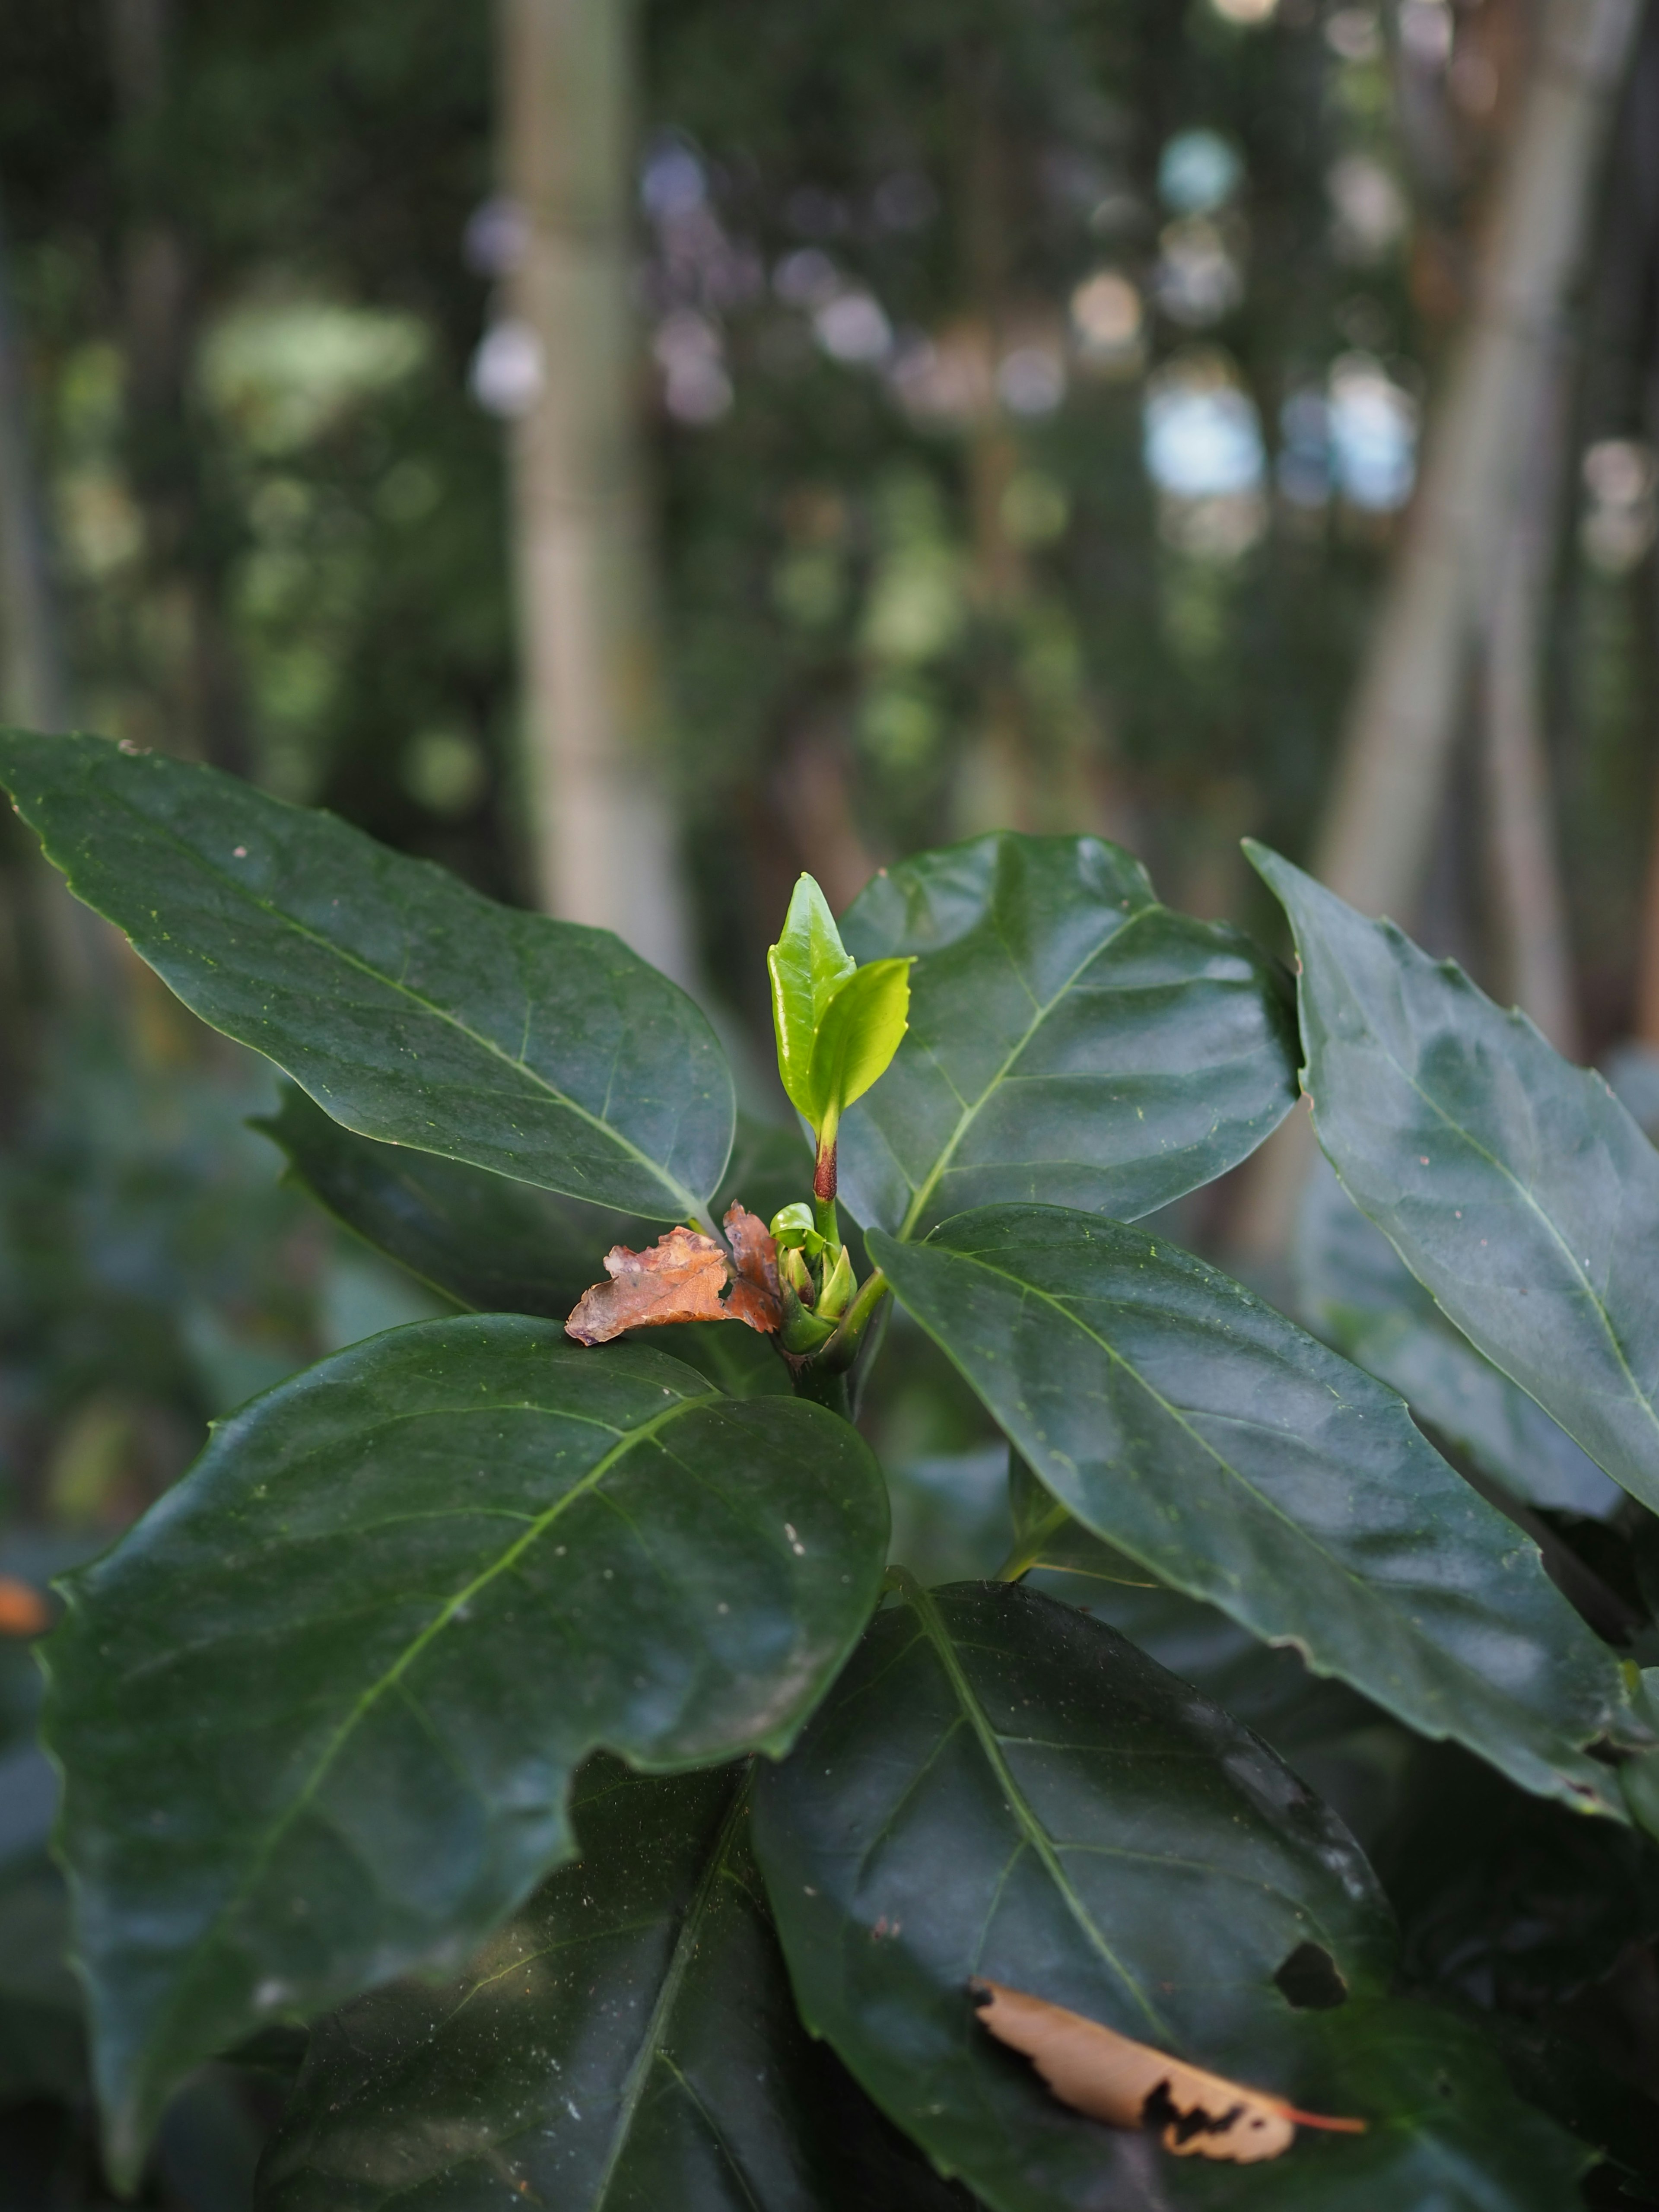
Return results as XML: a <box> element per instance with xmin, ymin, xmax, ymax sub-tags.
<box><xmin>96</xmin><ymin>780</ymin><xmax>716</xmax><ymax>1221</ymax></box>
<box><xmin>896</xmin><ymin>1575</ymin><xmax>1169</xmax><ymax>2040</ymax></box>
<box><xmin>145</xmin><ymin>1385</ymin><xmax>726</xmax><ymax>2097</ymax></box>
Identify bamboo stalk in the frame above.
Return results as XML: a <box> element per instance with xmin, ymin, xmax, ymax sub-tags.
<box><xmin>498</xmin><ymin>0</ymin><xmax>694</xmax><ymax>984</ymax></box>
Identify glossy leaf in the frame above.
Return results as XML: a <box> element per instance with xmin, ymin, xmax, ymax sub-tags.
<box><xmin>872</xmin><ymin>1205</ymin><xmax>1627</xmax><ymax>1813</ymax></box>
<box><xmin>768</xmin><ymin>874</ymin><xmax>855</xmax><ymax>1126</ymax></box>
<box><xmin>43</xmin><ymin>1319</ymin><xmax>889</xmax><ymax>2185</ymax></box>
<box><xmin>1249</xmin><ymin>840</ymin><xmax>1659</xmax><ymax>1514</ymax></box>
<box><xmin>753</xmin><ymin>1581</ymin><xmax>1588</xmax><ymax>2210</ymax></box>
<box><xmin>257</xmin><ymin>1084</ymin><xmax>810</xmax><ymax>1324</ymax></box>
<box><xmin>0</xmin><ymin>731</ymin><xmax>734</xmax><ymax>1220</ymax></box>
<box><xmin>1294</xmin><ymin>1156</ymin><xmax>1620</xmax><ymax>1518</ymax></box>
<box><xmin>835</xmin><ymin>831</ymin><xmax>1298</xmax><ymax>1237</ymax></box>
<box><xmin>260</xmin><ymin>1758</ymin><xmax>973</xmax><ymax>2212</ymax></box>
<box><xmin>808</xmin><ymin>958</ymin><xmax>912</xmax><ymax>1137</ymax></box>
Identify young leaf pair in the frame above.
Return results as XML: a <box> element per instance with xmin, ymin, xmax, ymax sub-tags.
<box><xmin>767</xmin><ymin>873</ymin><xmax>911</xmax><ymax>1206</ymax></box>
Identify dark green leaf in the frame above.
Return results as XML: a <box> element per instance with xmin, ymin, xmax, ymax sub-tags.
<box><xmin>254</xmin><ymin>1083</ymin><xmax>810</xmax><ymax>1333</ymax></box>
<box><xmin>44</xmin><ymin>1319</ymin><xmax>888</xmax><ymax>2185</ymax></box>
<box><xmin>753</xmin><ymin>1580</ymin><xmax>1588</xmax><ymax>2210</ymax></box>
<box><xmin>1294</xmin><ymin>1156</ymin><xmax>1620</xmax><ymax>1518</ymax></box>
<box><xmin>0</xmin><ymin>732</ymin><xmax>734</xmax><ymax>1220</ymax></box>
<box><xmin>260</xmin><ymin>1758</ymin><xmax>973</xmax><ymax>2212</ymax></box>
<box><xmin>872</xmin><ymin>1205</ymin><xmax>1627</xmax><ymax>1812</ymax></box>
<box><xmin>1249</xmin><ymin>841</ymin><xmax>1659</xmax><ymax>1515</ymax></box>
<box><xmin>835</xmin><ymin>832</ymin><xmax>1297</xmax><ymax>1238</ymax></box>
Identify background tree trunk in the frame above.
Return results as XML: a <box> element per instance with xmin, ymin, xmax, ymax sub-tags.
<box><xmin>1480</xmin><ymin>358</ymin><xmax>1580</xmax><ymax>1057</ymax></box>
<box><xmin>1233</xmin><ymin>0</ymin><xmax>1642</xmax><ymax>1262</ymax></box>
<box><xmin>498</xmin><ymin>0</ymin><xmax>694</xmax><ymax>984</ymax></box>
<box><xmin>1314</xmin><ymin>0</ymin><xmax>1642</xmax><ymax>927</ymax></box>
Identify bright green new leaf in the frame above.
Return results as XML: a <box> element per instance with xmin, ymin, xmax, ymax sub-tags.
<box><xmin>806</xmin><ymin>956</ymin><xmax>913</xmax><ymax>1142</ymax></box>
<box><xmin>1248</xmin><ymin>841</ymin><xmax>1659</xmax><ymax>1516</ymax></box>
<box><xmin>768</xmin><ymin>873</ymin><xmax>855</xmax><ymax>1125</ymax></box>
<box><xmin>0</xmin><ymin>731</ymin><xmax>734</xmax><ymax>1222</ymax></box>
<box><xmin>259</xmin><ymin>1759</ymin><xmax>968</xmax><ymax>2212</ymax></box>
<box><xmin>753</xmin><ymin>1582</ymin><xmax>1590</xmax><ymax>2212</ymax></box>
<box><xmin>43</xmin><ymin>1319</ymin><xmax>889</xmax><ymax>2185</ymax></box>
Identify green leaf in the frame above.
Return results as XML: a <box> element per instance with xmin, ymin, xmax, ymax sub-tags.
<box><xmin>43</xmin><ymin>1319</ymin><xmax>889</xmax><ymax>2185</ymax></box>
<box><xmin>260</xmin><ymin>1758</ymin><xmax>974</xmax><ymax>2212</ymax></box>
<box><xmin>871</xmin><ymin>1205</ymin><xmax>1627</xmax><ymax>1814</ymax></box>
<box><xmin>1294</xmin><ymin>1156</ymin><xmax>1620</xmax><ymax>1518</ymax></box>
<box><xmin>768</xmin><ymin>874</ymin><xmax>855</xmax><ymax>1126</ymax></box>
<box><xmin>808</xmin><ymin>958</ymin><xmax>913</xmax><ymax>1140</ymax></box>
<box><xmin>835</xmin><ymin>831</ymin><xmax>1298</xmax><ymax>1238</ymax></box>
<box><xmin>255</xmin><ymin>1083</ymin><xmax>810</xmax><ymax>1330</ymax></box>
<box><xmin>0</xmin><ymin>731</ymin><xmax>734</xmax><ymax>1221</ymax></box>
<box><xmin>753</xmin><ymin>1581</ymin><xmax>1589</xmax><ymax>2211</ymax></box>
<box><xmin>1248</xmin><ymin>840</ymin><xmax>1659</xmax><ymax>1515</ymax></box>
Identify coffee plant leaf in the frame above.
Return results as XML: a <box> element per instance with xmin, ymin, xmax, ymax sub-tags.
<box><xmin>0</xmin><ymin>731</ymin><xmax>734</xmax><ymax>1221</ymax></box>
<box><xmin>1294</xmin><ymin>1156</ymin><xmax>1620</xmax><ymax>1518</ymax></box>
<box><xmin>768</xmin><ymin>873</ymin><xmax>856</xmax><ymax>1126</ymax></box>
<box><xmin>834</xmin><ymin>831</ymin><xmax>1297</xmax><ymax>1237</ymax></box>
<box><xmin>257</xmin><ymin>1086</ymin><xmax>804</xmax><ymax>1398</ymax></box>
<box><xmin>42</xmin><ymin>1319</ymin><xmax>888</xmax><ymax>2184</ymax></box>
<box><xmin>752</xmin><ymin>1581</ymin><xmax>1589</xmax><ymax>2210</ymax></box>
<box><xmin>258</xmin><ymin>1758</ymin><xmax>973</xmax><ymax>2212</ymax></box>
<box><xmin>1249</xmin><ymin>841</ymin><xmax>1659</xmax><ymax>1515</ymax></box>
<box><xmin>871</xmin><ymin>1207</ymin><xmax>1626</xmax><ymax>1814</ymax></box>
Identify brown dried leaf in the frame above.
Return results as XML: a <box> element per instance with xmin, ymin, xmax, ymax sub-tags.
<box><xmin>0</xmin><ymin>1575</ymin><xmax>50</xmax><ymax>1637</ymax></box>
<box><xmin>724</xmin><ymin>1203</ymin><xmax>782</xmax><ymax>1334</ymax></box>
<box><xmin>971</xmin><ymin>1980</ymin><xmax>1365</xmax><ymax>2164</ymax></box>
<box><xmin>565</xmin><ymin>1226</ymin><xmax>732</xmax><ymax>1345</ymax></box>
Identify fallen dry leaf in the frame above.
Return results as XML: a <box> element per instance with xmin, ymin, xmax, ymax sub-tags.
<box><xmin>566</xmin><ymin>1211</ymin><xmax>782</xmax><ymax>1345</ymax></box>
<box><xmin>0</xmin><ymin>1575</ymin><xmax>51</xmax><ymax>1637</ymax></box>
<box><xmin>971</xmin><ymin>1980</ymin><xmax>1365</xmax><ymax>2163</ymax></box>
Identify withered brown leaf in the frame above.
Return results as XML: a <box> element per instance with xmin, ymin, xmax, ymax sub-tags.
<box><xmin>565</xmin><ymin>1208</ymin><xmax>782</xmax><ymax>1346</ymax></box>
<box><xmin>971</xmin><ymin>1980</ymin><xmax>1365</xmax><ymax>2164</ymax></box>
<box><xmin>724</xmin><ymin>1202</ymin><xmax>782</xmax><ymax>1333</ymax></box>
<box><xmin>565</xmin><ymin>1226</ymin><xmax>732</xmax><ymax>1345</ymax></box>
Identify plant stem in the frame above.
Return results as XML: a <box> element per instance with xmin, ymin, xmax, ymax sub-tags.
<box><xmin>816</xmin><ymin>1267</ymin><xmax>889</xmax><ymax>1374</ymax></box>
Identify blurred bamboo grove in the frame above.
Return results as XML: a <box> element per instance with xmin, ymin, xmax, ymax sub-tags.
<box><xmin>3</xmin><ymin>0</ymin><xmax>1659</xmax><ymax>2199</ymax></box>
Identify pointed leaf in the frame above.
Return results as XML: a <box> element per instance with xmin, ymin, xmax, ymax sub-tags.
<box><xmin>835</xmin><ymin>831</ymin><xmax>1297</xmax><ymax>1237</ymax></box>
<box><xmin>43</xmin><ymin>1319</ymin><xmax>888</xmax><ymax>2185</ymax></box>
<box><xmin>1294</xmin><ymin>1155</ymin><xmax>1621</xmax><ymax>1517</ymax></box>
<box><xmin>256</xmin><ymin>1085</ymin><xmax>808</xmax><ymax>1335</ymax></box>
<box><xmin>0</xmin><ymin>731</ymin><xmax>733</xmax><ymax>1220</ymax></box>
<box><xmin>1249</xmin><ymin>840</ymin><xmax>1659</xmax><ymax>1513</ymax></box>
<box><xmin>808</xmin><ymin>957</ymin><xmax>913</xmax><ymax>1131</ymax></box>
<box><xmin>768</xmin><ymin>874</ymin><xmax>855</xmax><ymax>1126</ymax></box>
<box><xmin>753</xmin><ymin>1581</ymin><xmax>1588</xmax><ymax>2210</ymax></box>
<box><xmin>259</xmin><ymin>1759</ymin><xmax>973</xmax><ymax>2212</ymax></box>
<box><xmin>871</xmin><ymin>1206</ymin><xmax>1627</xmax><ymax>1813</ymax></box>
